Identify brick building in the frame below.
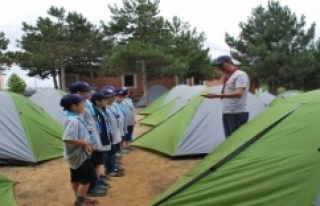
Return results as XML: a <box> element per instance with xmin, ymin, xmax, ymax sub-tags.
<box><xmin>65</xmin><ymin>73</ymin><xmax>222</xmax><ymax>100</ymax></box>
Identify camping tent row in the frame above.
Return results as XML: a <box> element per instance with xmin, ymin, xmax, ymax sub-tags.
<box><xmin>148</xmin><ymin>89</ymin><xmax>320</xmax><ymax>206</ymax></box>
<box><xmin>136</xmin><ymin>84</ymin><xmax>169</xmax><ymax>107</ymax></box>
<box><xmin>140</xmin><ymin>85</ymin><xmax>209</xmax><ymax>126</ymax></box>
<box><xmin>132</xmin><ymin>86</ymin><xmax>267</xmax><ymax>156</ymax></box>
<box><xmin>0</xmin><ymin>174</ymin><xmax>17</xmax><ymax>206</ymax></box>
<box><xmin>139</xmin><ymin>85</ymin><xmax>192</xmax><ymax>115</ymax></box>
<box><xmin>139</xmin><ymin>85</ymin><xmax>276</xmax><ymax>127</ymax></box>
<box><xmin>0</xmin><ymin>91</ymin><xmax>63</xmax><ymax>165</ymax></box>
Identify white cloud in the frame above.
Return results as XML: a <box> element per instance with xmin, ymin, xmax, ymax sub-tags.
<box><xmin>3</xmin><ymin>66</ymin><xmax>54</xmax><ymax>89</ymax></box>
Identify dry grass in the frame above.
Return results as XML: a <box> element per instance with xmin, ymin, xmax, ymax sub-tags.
<box><xmin>0</xmin><ymin>109</ymin><xmax>201</xmax><ymax>206</ymax></box>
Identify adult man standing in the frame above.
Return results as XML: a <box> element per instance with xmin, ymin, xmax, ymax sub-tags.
<box><xmin>203</xmin><ymin>55</ymin><xmax>250</xmax><ymax>137</ymax></box>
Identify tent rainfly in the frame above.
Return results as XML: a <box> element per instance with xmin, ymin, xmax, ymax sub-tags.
<box><xmin>148</xmin><ymin>89</ymin><xmax>320</xmax><ymax>206</ymax></box>
<box><xmin>29</xmin><ymin>89</ymin><xmax>66</xmax><ymax>124</ymax></box>
<box><xmin>140</xmin><ymin>85</ymin><xmax>209</xmax><ymax>126</ymax></box>
<box><xmin>132</xmin><ymin>86</ymin><xmax>267</xmax><ymax>156</ymax></box>
<box><xmin>0</xmin><ymin>91</ymin><xmax>63</xmax><ymax>165</ymax></box>
<box><xmin>139</xmin><ymin>85</ymin><xmax>190</xmax><ymax>115</ymax></box>
<box><xmin>269</xmin><ymin>90</ymin><xmax>303</xmax><ymax>107</ymax></box>
<box><xmin>136</xmin><ymin>84</ymin><xmax>168</xmax><ymax>107</ymax></box>
<box><xmin>258</xmin><ymin>91</ymin><xmax>276</xmax><ymax>106</ymax></box>
<box><xmin>0</xmin><ymin>174</ymin><xmax>17</xmax><ymax>206</ymax></box>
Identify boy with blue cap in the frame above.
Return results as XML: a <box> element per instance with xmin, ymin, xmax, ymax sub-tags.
<box><xmin>100</xmin><ymin>86</ymin><xmax>125</xmax><ymax>177</ymax></box>
<box><xmin>117</xmin><ymin>87</ymin><xmax>136</xmax><ymax>152</ymax></box>
<box><xmin>69</xmin><ymin>82</ymin><xmax>107</xmax><ymax>196</ymax></box>
<box><xmin>60</xmin><ymin>93</ymin><xmax>98</xmax><ymax>206</ymax></box>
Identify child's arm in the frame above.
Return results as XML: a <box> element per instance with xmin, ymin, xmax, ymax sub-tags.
<box><xmin>63</xmin><ymin>140</ymin><xmax>94</xmax><ymax>154</ymax></box>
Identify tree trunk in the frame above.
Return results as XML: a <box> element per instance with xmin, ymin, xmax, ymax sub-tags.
<box><xmin>89</xmin><ymin>64</ymin><xmax>94</xmax><ymax>87</ymax></box>
<box><xmin>60</xmin><ymin>57</ymin><xmax>66</xmax><ymax>91</ymax></box>
<box><xmin>58</xmin><ymin>70</ymin><xmax>62</xmax><ymax>90</ymax></box>
<box><xmin>268</xmin><ymin>80</ymin><xmax>277</xmax><ymax>95</ymax></box>
<box><xmin>141</xmin><ymin>59</ymin><xmax>148</xmax><ymax>104</ymax></box>
<box><xmin>52</xmin><ymin>69</ymin><xmax>59</xmax><ymax>89</ymax></box>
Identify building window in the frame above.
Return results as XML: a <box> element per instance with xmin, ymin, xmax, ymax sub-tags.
<box><xmin>122</xmin><ymin>74</ymin><xmax>136</xmax><ymax>88</ymax></box>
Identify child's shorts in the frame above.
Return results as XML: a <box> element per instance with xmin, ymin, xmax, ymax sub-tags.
<box><xmin>90</xmin><ymin>151</ymin><xmax>105</xmax><ymax>168</ymax></box>
<box><xmin>70</xmin><ymin>159</ymin><xmax>97</xmax><ymax>185</ymax></box>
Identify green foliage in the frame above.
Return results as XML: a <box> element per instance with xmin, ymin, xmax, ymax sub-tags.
<box><xmin>7</xmin><ymin>73</ymin><xmax>27</xmax><ymax>93</ymax></box>
<box><xmin>0</xmin><ymin>31</ymin><xmax>13</xmax><ymax>69</ymax></box>
<box><xmin>225</xmin><ymin>1</ymin><xmax>316</xmax><ymax>93</ymax></box>
<box><xmin>102</xmin><ymin>0</ymin><xmax>212</xmax><ymax>81</ymax></box>
<box><xmin>16</xmin><ymin>6</ymin><xmax>111</xmax><ymax>89</ymax></box>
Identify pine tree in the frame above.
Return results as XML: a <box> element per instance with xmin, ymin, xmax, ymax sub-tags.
<box><xmin>0</xmin><ymin>31</ymin><xmax>12</xmax><ymax>69</ymax></box>
<box><xmin>16</xmin><ymin>6</ymin><xmax>109</xmax><ymax>90</ymax></box>
<box><xmin>102</xmin><ymin>0</ymin><xmax>212</xmax><ymax>101</ymax></box>
<box><xmin>225</xmin><ymin>1</ymin><xmax>315</xmax><ymax>93</ymax></box>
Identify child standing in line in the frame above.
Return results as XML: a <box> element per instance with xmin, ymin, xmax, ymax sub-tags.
<box><xmin>114</xmin><ymin>89</ymin><xmax>128</xmax><ymax>153</ymax></box>
<box><xmin>60</xmin><ymin>94</ymin><xmax>97</xmax><ymax>206</ymax></box>
<box><xmin>118</xmin><ymin>87</ymin><xmax>136</xmax><ymax>152</ymax></box>
<box><xmin>68</xmin><ymin>82</ymin><xmax>107</xmax><ymax>196</ymax></box>
<box><xmin>100</xmin><ymin>87</ymin><xmax>125</xmax><ymax>177</ymax></box>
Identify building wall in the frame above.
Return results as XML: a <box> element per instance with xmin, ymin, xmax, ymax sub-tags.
<box><xmin>79</xmin><ymin>74</ymin><xmax>177</xmax><ymax>99</ymax></box>
<box><xmin>0</xmin><ymin>72</ymin><xmax>4</xmax><ymax>90</ymax></box>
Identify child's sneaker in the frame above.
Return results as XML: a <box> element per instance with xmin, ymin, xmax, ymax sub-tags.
<box><xmin>87</xmin><ymin>187</ymin><xmax>106</xmax><ymax>197</ymax></box>
<box><xmin>121</xmin><ymin>148</ymin><xmax>130</xmax><ymax>153</ymax></box>
<box><xmin>99</xmin><ymin>174</ymin><xmax>110</xmax><ymax>181</ymax></box>
<box><xmin>97</xmin><ymin>179</ymin><xmax>110</xmax><ymax>188</ymax></box>
<box><xmin>106</xmin><ymin>170</ymin><xmax>125</xmax><ymax>177</ymax></box>
<box><xmin>128</xmin><ymin>146</ymin><xmax>135</xmax><ymax>151</ymax></box>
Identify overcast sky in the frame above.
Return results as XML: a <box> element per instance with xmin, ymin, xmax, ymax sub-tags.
<box><xmin>1</xmin><ymin>0</ymin><xmax>319</xmax><ymax>88</ymax></box>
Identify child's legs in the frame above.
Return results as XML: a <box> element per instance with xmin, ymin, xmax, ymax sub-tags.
<box><xmin>115</xmin><ymin>143</ymin><xmax>121</xmax><ymax>153</ymax></box>
<box><xmin>123</xmin><ymin>126</ymin><xmax>134</xmax><ymax>148</ymax></box>
<box><xmin>70</xmin><ymin>159</ymin><xmax>97</xmax><ymax>202</ymax></box>
<box><xmin>71</xmin><ymin>183</ymin><xmax>79</xmax><ymax>194</ymax></box>
<box><xmin>127</xmin><ymin>125</ymin><xmax>134</xmax><ymax>143</ymax></box>
<box><xmin>77</xmin><ymin>183</ymin><xmax>91</xmax><ymax>197</ymax></box>
<box><xmin>104</xmin><ymin>146</ymin><xmax>116</xmax><ymax>173</ymax></box>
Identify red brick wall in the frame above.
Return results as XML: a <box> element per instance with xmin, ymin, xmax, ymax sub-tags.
<box><xmin>79</xmin><ymin>74</ymin><xmax>177</xmax><ymax>98</ymax></box>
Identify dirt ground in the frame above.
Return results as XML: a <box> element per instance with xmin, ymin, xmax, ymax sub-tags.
<box><xmin>0</xmin><ymin>110</ymin><xmax>201</xmax><ymax>206</ymax></box>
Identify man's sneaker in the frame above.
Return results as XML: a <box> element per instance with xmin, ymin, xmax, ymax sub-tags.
<box><xmin>87</xmin><ymin>187</ymin><xmax>107</xmax><ymax>197</ymax></box>
<box><xmin>115</xmin><ymin>153</ymin><xmax>122</xmax><ymax>157</ymax></box>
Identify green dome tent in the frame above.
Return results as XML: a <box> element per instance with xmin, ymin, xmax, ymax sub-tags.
<box><xmin>0</xmin><ymin>91</ymin><xmax>63</xmax><ymax>165</ymax></box>
<box><xmin>140</xmin><ymin>86</ymin><xmax>208</xmax><ymax>126</ymax></box>
<box><xmin>0</xmin><ymin>174</ymin><xmax>17</xmax><ymax>206</ymax></box>
<box><xmin>269</xmin><ymin>90</ymin><xmax>303</xmax><ymax>107</ymax></box>
<box><xmin>29</xmin><ymin>89</ymin><xmax>66</xmax><ymax>124</ymax></box>
<box><xmin>132</xmin><ymin>86</ymin><xmax>267</xmax><ymax>156</ymax></box>
<box><xmin>149</xmin><ymin>89</ymin><xmax>320</xmax><ymax>206</ymax></box>
<box><xmin>139</xmin><ymin>85</ymin><xmax>190</xmax><ymax>115</ymax></box>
